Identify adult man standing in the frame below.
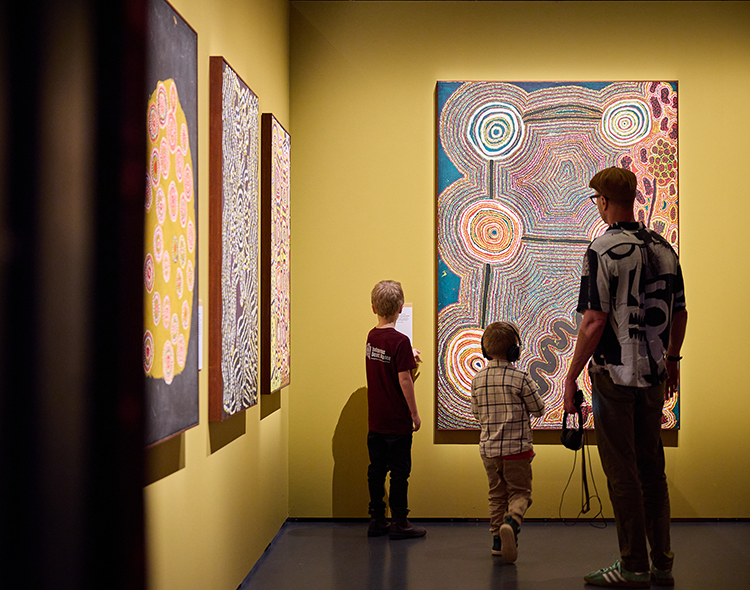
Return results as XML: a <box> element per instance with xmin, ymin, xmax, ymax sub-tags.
<box><xmin>564</xmin><ymin>167</ymin><xmax>687</xmax><ymax>588</ymax></box>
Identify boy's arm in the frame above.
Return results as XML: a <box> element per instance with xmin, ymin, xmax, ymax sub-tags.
<box><xmin>411</xmin><ymin>348</ymin><xmax>422</xmax><ymax>382</ymax></box>
<box><xmin>398</xmin><ymin>370</ymin><xmax>421</xmax><ymax>432</ymax></box>
<box><xmin>470</xmin><ymin>379</ymin><xmax>479</xmax><ymax>420</ymax></box>
<box><xmin>521</xmin><ymin>376</ymin><xmax>545</xmax><ymax>417</ymax></box>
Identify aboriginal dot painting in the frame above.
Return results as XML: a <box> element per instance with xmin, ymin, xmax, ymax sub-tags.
<box><xmin>144</xmin><ymin>77</ymin><xmax>196</xmax><ymax>385</ymax></box>
<box><xmin>145</xmin><ymin>0</ymin><xmax>198</xmax><ymax>445</ymax></box>
<box><xmin>437</xmin><ymin>81</ymin><xmax>679</xmax><ymax>430</ymax></box>
<box><xmin>208</xmin><ymin>57</ymin><xmax>260</xmax><ymax>421</ymax></box>
<box><xmin>269</xmin><ymin>116</ymin><xmax>291</xmax><ymax>393</ymax></box>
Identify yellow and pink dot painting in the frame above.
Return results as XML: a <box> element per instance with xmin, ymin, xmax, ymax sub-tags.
<box><xmin>144</xmin><ymin>79</ymin><xmax>196</xmax><ymax>385</ymax></box>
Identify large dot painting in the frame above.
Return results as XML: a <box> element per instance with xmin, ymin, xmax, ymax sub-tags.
<box><xmin>437</xmin><ymin>81</ymin><xmax>680</xmax><ymax>430</ymax></box>
<box><xmin>144</xmin><ymin>79</ymin><xmax>196</xmax><ymax>384</ymax></box>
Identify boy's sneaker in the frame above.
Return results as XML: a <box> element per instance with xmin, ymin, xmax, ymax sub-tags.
<box><xmin>491</xmin><ymin>535</ymin><xmax>502</xmax><ymax>556</ymax></box>
<box><xmin>367</xmin><ymin>516</ymin><xmax>390</xmax><ymax>537</ymax></box>
<box><xmin>650</xmin><ymin>564</ymin><xmax>674</xmax><ymax>586</ymax></box>
<box><xmin>583</xmin><ymin>561</ymin><xmax>650</xmax><ymax>588</ymax></box>
<box><xmin>499</xmin><ymin>517</ymin><xmax>519</xmax><ymax>562</ymax></box>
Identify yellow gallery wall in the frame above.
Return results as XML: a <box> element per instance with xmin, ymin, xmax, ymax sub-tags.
<box><xmin>144</xmin><ymin>1</ymin><xmax>750</xmax><ymax>587</ymax></box>
<box><xmin>288</xmin><ymin>1</ymin><xmax>750</xmax><ymax>521</ymax></box>
<box><xmin>143</xmin><ymin>1</ymin><xmax>289</xmax><ymax>590</ymax></box>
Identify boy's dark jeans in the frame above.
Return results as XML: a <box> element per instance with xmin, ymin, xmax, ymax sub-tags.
<box><xmin>367</xmin><ymin>431</ymin><xmax>412</xmax><ymax>517</ymax></box>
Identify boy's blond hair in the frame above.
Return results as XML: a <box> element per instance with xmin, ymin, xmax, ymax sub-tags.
<box><xmin>371</xmin><ymin>280</ymin><xmax>404</xmax><ymax>318</ymax></box>
<box><xmin>482</xmin><ymin>322</ymin><xmax>519</xmax><ymax>359</ymax></box>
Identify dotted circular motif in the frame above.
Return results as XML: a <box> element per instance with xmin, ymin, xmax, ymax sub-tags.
<box><xmin>467</xmin><ymin>103</ymin><xmax>525</xmax><ymax>160</ymax></box>
<box><xmin>619</xmin><ymin>83</ymin><xmax>679</xmax><ymax>251</ymax></box>
<box><xmin>601</xmin><ymin>99</ymin><xmax>652</xmax><ymax>146</ymax></box>
<box><xmin>144</xmin><ymin>79</ymin><xmax>195</xmax><ymax>383</ymax></box>
<box><xmin>647</xmin><ymin>138</ymin><xmax>677</xmax><ymax>185</ymax></box>
<box><xmin>445</xmin><ymin>328</ymin><xmax>486</xmax><ymax>400</ymax></box>
<box><xmin>459</xmin><ymin>200</ymin><xmax>523</xmax><ymax>264</ymax></box>
<box><xmin>143</xmin><ymin>330</ymin><xmax>154</xmax><ymax>373</ymax></box>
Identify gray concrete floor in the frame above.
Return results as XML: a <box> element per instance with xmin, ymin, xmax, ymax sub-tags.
<box><xmin>240</xmin><ymin>520</ymin><xmax>750</xmax><ymax>590</ymax></box>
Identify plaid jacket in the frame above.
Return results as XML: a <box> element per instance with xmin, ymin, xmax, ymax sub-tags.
<box><xmin>471</xmin><ymin>360</ymin><xmax>544</xmax><ymax>457</ymax></box>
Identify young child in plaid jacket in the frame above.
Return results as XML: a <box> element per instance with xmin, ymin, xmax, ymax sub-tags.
<box><xmin>471</xmin><ymin>321</ymin><xmax>544</xmax><ymax>562</ymax></box>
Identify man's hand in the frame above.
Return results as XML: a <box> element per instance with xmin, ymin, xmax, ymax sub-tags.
<box><xmin>412</xmin><ymin>413</ymin><xmax>422</xmax><ymax>432</ymax></box>
<box><xmin>564</xmin><ymin>378</ymin><xmax>578</xmax><ymax>413</ymax></box>
<box><xmin>665</xmin><ymin>359</ymin><xmax>679</xmax><ymax>399</ymax></box>
<box><xmin>563</xmin><ymin>309</ymin><xmax>607</xmax><ymax>413</ymax></box>
<box><xmin>665</xmin><ymin>308</ymin><xmax>687</xmax><ymax>400</ymax></box>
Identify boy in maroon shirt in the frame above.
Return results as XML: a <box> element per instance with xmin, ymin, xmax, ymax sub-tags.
<box><xmin>365</xmin><ymin>280</ymin><xmax>425</xmax><ymax>540</ymax></box>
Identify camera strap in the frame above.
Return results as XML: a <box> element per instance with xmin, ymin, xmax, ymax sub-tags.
<box><xmin>581</xmin><ymin>434</ymin><xmax>590</xmax><ymax>514</ymax></box>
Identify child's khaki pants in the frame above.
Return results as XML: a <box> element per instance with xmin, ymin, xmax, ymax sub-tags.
<box><xmin>481</xmin><ymin>455</ymin><xmax>532</xmax><ymax>534</ymax></box>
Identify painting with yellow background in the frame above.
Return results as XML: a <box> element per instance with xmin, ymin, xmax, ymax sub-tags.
<box><xmin>143</xmin><ymin>79</ymin><xmax>196</xmax><ymax>385</ymax></box>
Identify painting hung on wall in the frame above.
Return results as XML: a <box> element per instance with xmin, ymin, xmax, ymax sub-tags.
<box><xmin>261</xmin><ymin>113</ymin><xmax>291</xmax><ymax>395</ymax></box>
<box><xmin>143</xmin><ymin>0</ymin><xmax>199</xmax><ymax>446</ymax></box>
<box><xmin>436</xmin><ymin>81</ymin><xmax>679</xmax><ymax>430</ymax></box>
<box><xmin>208</xmin><ymin>56</ymin><xmax>260</xmax><ymax>421</ymax></box>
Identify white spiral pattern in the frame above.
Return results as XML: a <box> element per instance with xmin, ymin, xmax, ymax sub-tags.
<box><xmin>601</xmin><ymin>99</ymin><xmax>651</xmax><ymax>146</ymax></box>
<box><xmin>468</xmin><ymin>103</ymin><xmax>525</xmax><ymax>160</ymax></box>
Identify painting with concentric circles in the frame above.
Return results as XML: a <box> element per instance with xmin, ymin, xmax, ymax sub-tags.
<box><xmin>436</xmin><ymin>81</ymin><xmax>679</xmax><ymax>430</ymax></box>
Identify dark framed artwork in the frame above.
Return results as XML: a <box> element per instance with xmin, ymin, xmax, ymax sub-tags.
<box><xmin>436</xmin><ymin>81</ymin><xmax>679</xmax><ymax>430</ymax></box>
<box><xmin>261</xmin><ymin>113</ymin><xmax>291</xmax><ymax>395</ymax></box>
<box><xmin>208</xmin><ymin>56</ymin><xmax>260</xmax><ymax>421</ymax></box>
<box><xmin>144</xmin><ymin>0</ymin><xmax>199</xmax><ymax>445</ymax></box>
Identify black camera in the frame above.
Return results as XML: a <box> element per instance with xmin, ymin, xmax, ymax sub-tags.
<box><xmin>561</xmin><ymin>389</ymin><xmax>585</xmax><ymax>451</ymax></box>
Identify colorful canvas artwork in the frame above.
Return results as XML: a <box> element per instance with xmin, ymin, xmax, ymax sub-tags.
<box><xmin>261</xmin><ymin>114</ymin><xmax>291</xmax><ymax>395</ymax></box>
<box><xmin>208</xmin><ymin>57</ymin><xmax>260</xmax><ymax>420</ymax></box>
<box><xmin>144</xmin><ymin>0</ymin><xmax>199</xmax><ymax>445</ymax></box>
<box><xmin>436</xmin><ymin>81</ymin><xmax>679</xmax><ymax>430</ymax></box>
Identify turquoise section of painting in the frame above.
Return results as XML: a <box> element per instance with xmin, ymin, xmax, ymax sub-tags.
<box><xmin>437</xmin><ymin>82</ymin><xmax>464</xmax><ymax>194</ymax></box>
<box><xmin>513</xmin><ymin>81</ymin><xmax>612</xmax><ymax>92</ymax></box>
<box><xmin>437</xmin><ymin>257</ymin><xmax>460</xmax><ymax>312</ymax></box>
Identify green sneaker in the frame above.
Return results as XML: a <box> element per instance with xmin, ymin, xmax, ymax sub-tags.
<box><xmin>650</xmin><ymin>564</ymin><xmax>674</xmax><ymax>586</ymax></box>
<box><xmin>491</xmin><ymin>535</ymin><xmax>502</xmax><ymax>556</ymax></box>
<box><xmin>583</xmin><ymin>561</ymin><xmax>649</xmax><ymax>588</ymax></box>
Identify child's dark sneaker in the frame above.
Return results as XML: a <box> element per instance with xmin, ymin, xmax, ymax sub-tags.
<box><xmin>499</xmin><ymin>517</ymin><xmax>519</xmax><ymax>562</ymax></box>
<box><xmin>491</xmin><ymin>535</ymin><xmax>502</xmax><ymax>556</ymax></box>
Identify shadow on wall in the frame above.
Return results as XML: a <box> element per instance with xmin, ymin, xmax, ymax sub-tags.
<box><xmin>332</xmin><ymin>387</ymin><xmax>371</xmax><ymax>518</ymax></box>
<box><xmin>145</xmin><ymin>433</ymin><xmax>186</xmax><ymax>485</ymax></box>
